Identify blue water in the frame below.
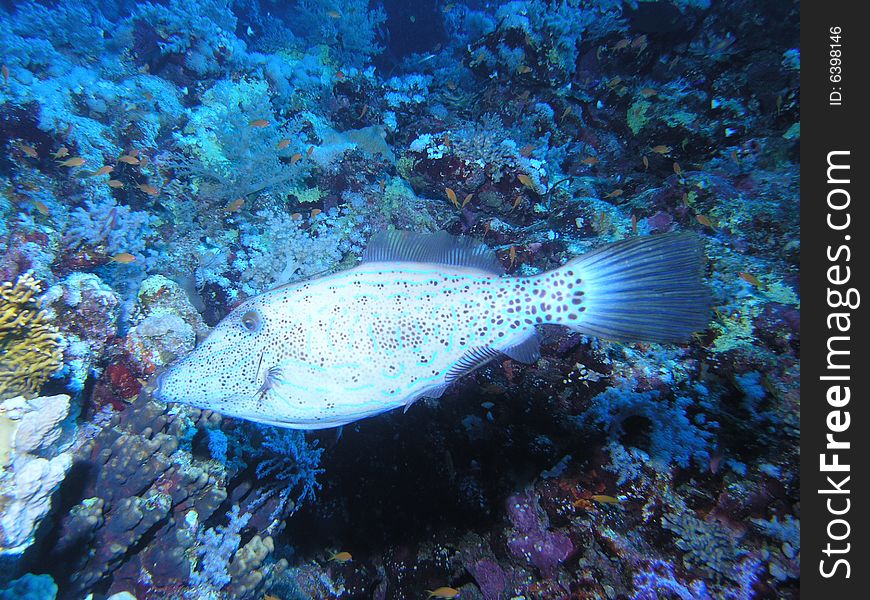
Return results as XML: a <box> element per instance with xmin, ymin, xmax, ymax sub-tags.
<box><xmin>0</xmin><ymin>1</ymin><xmax>799</xmax><ymax>598</ymax></box>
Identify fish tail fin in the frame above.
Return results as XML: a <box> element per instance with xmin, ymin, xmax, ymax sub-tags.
<box><xmin>537</xmin><ymin>233</ymin><xmax>711</xmax><ymax>343</ymax></box>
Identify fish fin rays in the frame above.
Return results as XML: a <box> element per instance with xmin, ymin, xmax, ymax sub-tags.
<box><xmin>403</xmin><ymin>383</ymin><xmax>449</xmax><ymax>413</ymax></box>
<box><xmin>501</xmin><ymin>335</ymin><xmax>540</xmax><ymax>363</ymax></box>
<box><xmin>446</xmin><ymin>346</ymin><xmax>503</xmax><ymax>382</ymax></box>
<box><xmin>363</xmin><ymin>230</ymin><xmax>504</xmax><ymax>275</ymax></box>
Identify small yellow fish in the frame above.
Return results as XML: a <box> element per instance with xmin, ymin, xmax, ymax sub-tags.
<box><xmin>639</xmin><ymin>87</ymin><xmax>657</xmax><ymax>98</ymax></box>
<box><xmin>136</xmin><ymin>183</ymin><xmax>160</xmax><ymax>196</ymax></box>
<box><xmin>277</xmin><ymin>139</ymin><xmax>292</xmax><ymax>150</ymax></box>
<box><xmin>580</xmin><ymin>156</ymin><xmax>599</xmax><ymax>166</ymax></box>
<box><xmin>516</xmin><ymin>65</ymin><xmax>532</xmax><ymax>74</ymax></box>
<box><xmin>511</xmin><ymin>195</ymin><xmax>522</xmax><ymax>210</ymax></box>
<box><xmin>329</xmin><ymin>551</ymin><xmax>352</xmax><ymax>563</ymax></box>
<box><xmin>92</xmin><ymin>165</ymin><xmax>114</xmax><ymax>177</ymax></box>
<box><xmin>311</xmin><ymin>208</ymin><xmax>322</xmax><ymax>219</ymax></box>
<box><xmin>462</xmin><ymin>193</ymin><xmax>473</xmax><ymax>208</ymax></box>
<box><xmin>604</xmin><ymin>188</ymin><xmax>623</xmax><ymax>199</ymax></box>
<box><xmin>327</xmin><ymin>9</ymin><xmax>341</xmax><ymax>19</ymax></box>
<box><xmin>673</xmin><ymin>162</ymin><xmax>682</xmax><ymax>176</ymax></box>
<box><xmin>33</xmin><ymin>200</ymin><xmax>50</xmax><ymax>216</ymax></box>
<box><xmin>696</xmin><ymin>214</ymin><xmax>713</xmax><ymax>228</ymax></box>
<box><xmin>642</xmin><ymin>155</ymin><xmax>649</xmax><ymax>170</ymax></box>
<box><xmin>249</xmin><ymin>119</ymin><xmax>270</xmax><ymax>128</ymax></box>
<box><xmin>59</xmin><ymin>156</ymin><xmax>86</xmax><ymax>167</ymax></box>
<box><xmin>738</xmin><ymin>272</ymin><xmax>761</xmax><ymax>287</ymax></box>
<box><xmin>110</xmin><ymin>252</ymin><xmax>137</xmax><ymax>264</ymax></box>
<box><xmin>107</xmin><ymin>179</ymin><xmax>124</xmax><ymax>188</ymax></box>
<box><xmin>290</xmin><ymin>152</ymin><xmax>303</xmax><ymax>165</ymax></box>
<box><xmin>426</xmin><ymin>587</ymin><xmax>460</xmax><ymax>599</ymax></box>
<box><xmin>225</xmin><ymin>198</ymin><xmax>245</xmax><ymax>213</ymax></box>
<box><xmin>517</xmin><ymin>174</ymin><xmax>535</xmax><ymax>190</ymax></box>
<box><xmin>53</xmin><ymin>147</ymin><xmax>69</xmax><ymax>159</ymax></box>
<box><xmin>591</xmin><ymin>494</ymin><xmax>621</xmax><ymax>505</ymax></box>
<box><xmin>509</xmin><ymin>245</ymin><xmax>517</xmax><ymax>268</ymax></box>
<box><xmin>650</xmin><ymin>145</ymin><xmax>671</xmax><ymax>155</ymax></box>
<box><xmin>118</xmin><ymin>154</ymin><xmax>140</xmax><ymax>165</ymax></box>
<box><xmin>19</xmin><ymin>144</ymin><xmax>38</xmax><ymax>159</ymax></box>
<box><xmin>445</xmin><ymin>187</ymin><xmax>458</xmax><ymax>208</ymax></box>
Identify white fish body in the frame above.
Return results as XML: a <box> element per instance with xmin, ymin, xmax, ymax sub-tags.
<box><xmin>156</xmin><ymin>231</ymin><xmax>709</xmax><ymax>429</ymax></box>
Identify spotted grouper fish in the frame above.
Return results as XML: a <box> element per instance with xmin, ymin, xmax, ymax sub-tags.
<box><xmin>155</xmin><ymin>231</ymin><xmax>710</xmax><ymax>429</ymax></box>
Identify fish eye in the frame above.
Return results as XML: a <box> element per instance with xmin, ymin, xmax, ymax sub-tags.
<box><xmin>240</xmin><ymin>310</ymin><xmax>262</xmax><ymax>333</ymax></box>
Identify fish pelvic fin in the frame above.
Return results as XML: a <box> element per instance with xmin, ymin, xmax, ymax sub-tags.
<box><xmin>526</xmin><ymin>233</ymin><xmax>711</xmax><ymax>343</ymax></box>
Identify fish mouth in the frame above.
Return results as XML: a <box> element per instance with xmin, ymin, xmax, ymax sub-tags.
<box><xmin>151</xmin><ymin>369</ymin><xmax>169</xmax><ymax>401</ymax></box>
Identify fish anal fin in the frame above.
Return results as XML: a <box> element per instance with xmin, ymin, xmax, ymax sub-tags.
<box><xmin>363</xmin><ymin>230</ymin><xmax>504</xmax><ymax>275</ymax></box>
<box><xmin>501</xmin><ymin>334</ymin><xmax>540</xmax><ymax>364</ymax></box>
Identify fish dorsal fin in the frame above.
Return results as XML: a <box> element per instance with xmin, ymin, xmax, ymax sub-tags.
<box><xmin>363</xmin><ymin>230</ymin><xmax>504</xmax><ymax>275</ymax></box>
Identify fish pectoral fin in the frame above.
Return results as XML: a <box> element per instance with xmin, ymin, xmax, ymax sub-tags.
<box><xmin>402</xmin><ymin>383</ymin><xmax>449</xmax><ymax>413</ymax></box>
<box><xmin>445</xmin><ymin>346</ymin><xmax>502</xmax><ymax>383</ymax></box>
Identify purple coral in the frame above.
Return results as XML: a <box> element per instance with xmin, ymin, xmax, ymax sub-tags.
<box><xmin>505</xmin><ymin>489</ymin><xmax>573</xmax><ymax>577</ymax></box>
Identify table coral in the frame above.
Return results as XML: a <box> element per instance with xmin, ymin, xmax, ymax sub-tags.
<box><xmin>0</xmin><ymin>273</ymin><xmax>63</xmax><ymax>400</ymax></box>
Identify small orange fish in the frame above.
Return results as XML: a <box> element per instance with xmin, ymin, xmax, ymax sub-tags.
<box><xmin>632</xmin><ymin>35</ymin><xmax>648</xmax><ymax>50</ymax></box>
<box><xmin>58</xmin><ymin>156</ymin><xmax>86</xmax><ymax>167</ymax></box>
<box><xmin>53</xmin><ymin>147</ymin><xmax>69</xmax><ymax>159</ymax></box>
<box><xmin>307</xmin><ymin>145</ymin><xmax>315</xmax><ymax>158</ymax></box>
<box><xmin>225</xmin><ymin>198</ymin><xmax>245</xmax><ymax>213</ymax></box>
<box><xmin>642</xmin><ymin>155</ymin><xmax>649</xmax><ymax>170</ymax></box>
<box><xmin>329</xmin><ymin>551</ymin><xmax>352</xmax><ymax>563</ymax></box>
<box><xmin>730</xmin><ymin>150</ymin><xmax>740</xmax><ymax>164</ymax></box>
<box><xmin>639</xmin><ymin>87</ymin><xmax>657</xmax><ymax>98</ymax></box>
<box><xmin>462</xmin><ymin>193</ymin><xmax>473</xmax><ymax>208</ymax></box>
<box><xmin>681</xmin><ymin>192</ymin><xmax>689</xmax><ymax>207</ymax></box>
<box><xmin>129</xmin><ymin>149</ymin><xmax>140</xmax><ymax>157</ymax></box>
<box><xmin>613</xmin><ymin>38</ymin><xmax>630</xmax><ymax>50</ymax></box>
<box><xmin>517</xmin><ymin>174</ymin><xmax>535</xmax><ymax>190</ymax></box>
<box><xmin>1</xmin><ymin>65</ymin><xmax>8</xmax><ymax>86</ymax></box>
<box><xmin>591</xmin><ymin>494</ymin><xmax>621</xmax><ymax>505</ymax></box>
<box><xmin>446</xmin><ymin>80</ymin><xmax>458</xmax><ymax>91</ymax></box>
<box><xmin>378</xmin><ymin>179</ymin><xmax>386</xmax><ymax>193</ymax></box>
<box><xmin>696</xmin><ymin>214</ymin><xmax>713</xmax><ymax>228</ymax></box>
<box><xmin>143</xmin><ymin>91</ymin><xmax>154</xmax><ymax>102</ymax></box>
<box><xmin>516</xmin><ymin>65</ymin><xmax>532</xmax><ymax>74</ymax></box>
<box><xmin>738</xmin><ymin>272</ymin><xmax>761</xmax><ymax>287</ymax></box>
<box><xmin>107</xmin><ymin>179</ymin><xmax>124</xmax><ymax>188</ymax></box>
<box><xmin>511</xmin><ymin>196</ymin><xmax>522</xmax><ymax>210</ymax></box>
<box><xmin>249</xmin><ymin>119</ymin><xmax>270</xmax><ymax>128</ymax></box>
<box><xmin>650</xmin><ymin>145</ymin><xmax>671</xmax><ymax>155</ymax></box>
<box><xmin>310</xmin><ymin>208</ymin><xmax>322</xmax><ymax>219</ymax></box>
<box><xmin>607</xmin><ymin>76</ymin><xmax>622</xmax><ymax>88</ymax></box>
<box><xmin>445</xmin><ymin>187</ymin><xmax>458</xmax><ymax>208</ymax></box>
<box><xmin>92</xmin><ymin>165</ymin><xmax>114</xmax><ymax>177</ymax></box>
<box><xmin>335</xmin><ymin>70</ymin><xmax>346</xmax><ymax>80</ymax></box>
<box><xmin>442</xmin><ymin>133</ymin><xmax>451</xmax><ymax>148</ymax></box>
<box><xmin>673</xmin><ymin>162</ymin><xmax>682</xmax><ymax>176</ymax></box>
<box><xmin>426</xmin><ymin>588</ymin><xmax>460</xmax><ymax>600</ymax></box>
<box><xmin>118</xmin><ymin>154</ymin><xmax>140</xmax><ymax>165</ymax></box>
<box><xmin>326</xmin><ymin>9</ymin><xmax>341</xmax><ymax>19</ymax></box>
<box><xmin>520</xmin><ymin>144</ymin><xmax>535</xmax><ymax>158</ymax></box>
<box><xmin>33</xmin><ymin>200</ymin><xmax>50</xmax><ymax>216</ymax></box>
<box><xmin>291</xmin><ymin>212</ymin><xmax>303</xmax><ymax>220</ymax></box>
<box><xmin>509</xmin><ymin>245</ymin><xmax>517</xmax><ymax>268</ymax></box>
<box><xmin>139</xmin><ymin>155</ymin><xmax>150</xmax><ymax>168</ymax></box>
<box><xmin>277</xmin><ymin>139</ymin><xmax>292</xmax><ymax>150</ymax></box>
<box><xmin>19</xmin><ymin>144</ymin><xmax>38</xmax><ymax>159</ymax></box>
<box><xmin>290</xmin><ymin>153</ymin><xmax>303</xmax><ymax>165</ymax></box>
<box><xmin>136</xmin><ymin>183</ymin><xmax>160</xmax><ymax>196</ymax></box>
<box><xmin>110</xmin><ymin>252</ymin><xmax>137</xmax><ymax>264</ymax></box>
<box><xmin>580</xmin><ymin>156</ymin><xmax>599</xmax><ymax>166</ymax></box>
<box><xmin>359</xmin><ymin>104</ymin><xmax>369</xmax><ymax>120</ymax></box>
<box><xmin>631</xmin><ymin>214</ymin><xmax>637</xmax><ymax>234</ymax></box>
<box><xmin>483</xmin><ymin>220</ymin><xmax>491</xmax><ymax>237</ymax></box>
<box><xmin>560</xmin><ymin>106</ymin><xmax>572</xmax><ymax>120</ymax></box>
<box><xmin>605</xmin><ymin>188</ymin><xmax>623</xmax><ymax>199</ymax></box>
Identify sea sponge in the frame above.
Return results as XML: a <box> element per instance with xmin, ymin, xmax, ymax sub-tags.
<box><xmin>0</xmin><ymin>273</ymin><xmax>64</xmax><ymax>400</ymax></box>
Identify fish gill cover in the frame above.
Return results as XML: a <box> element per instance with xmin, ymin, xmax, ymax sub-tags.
<box><xmin>0</xmin><ymin>0</ymin><xmax>798</xmax><ymax>598</ymax></box>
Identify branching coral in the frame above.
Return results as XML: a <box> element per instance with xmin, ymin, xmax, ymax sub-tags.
<box><xmin>0</xmin><ymin>273</ymin><xmax>63</xmax><ymax>400</ymax></box>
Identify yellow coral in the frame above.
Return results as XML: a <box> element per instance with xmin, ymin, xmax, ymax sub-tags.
<box><xmin>0</xmin><ymin>273</ymin><xmax>63</xmax><ymax>400</ymax></box>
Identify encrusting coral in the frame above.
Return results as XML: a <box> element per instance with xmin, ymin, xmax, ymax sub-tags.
<box><xmin>0</xmin><ymin>273</ymin><xmax>64</xmax><ymax>400</ymax></box>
